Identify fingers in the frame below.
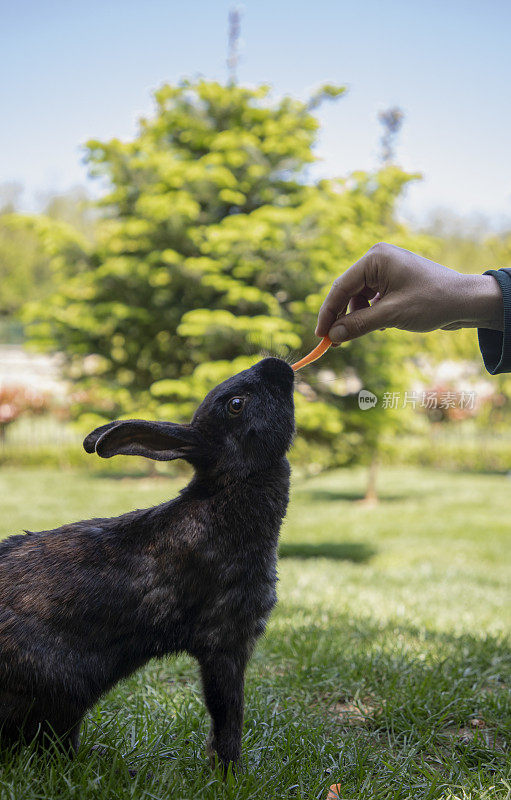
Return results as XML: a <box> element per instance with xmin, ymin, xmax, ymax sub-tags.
<box><xmin>315</xmin><ymin>253</ymin><xmax>379</xmax><ymax>336</ymax></box>
<box><xmin>328</xmin><ymin>297</ymin><xmax>395</xmax><ymax>343</ymax></box>
<box><xmin>329</xmin><ymin>295</ymin><xmax>370</xmax><ymax>348</ymax></box>
<box><xmin>349</xmin><ymin>295</ymin><xmax>370</xmax><ymax>314</ymax></box>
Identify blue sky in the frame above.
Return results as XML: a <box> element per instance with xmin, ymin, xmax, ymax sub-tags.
<box><xmin>2</xmin><ymin>0</ymin><xmax>511</xmax><ymax>225</ymax></box>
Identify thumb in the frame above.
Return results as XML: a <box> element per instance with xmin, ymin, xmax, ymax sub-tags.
<box><xmin>329</xmin><ymin>299</ymin><xmax>394</xmax><ymax>343</ymax></box>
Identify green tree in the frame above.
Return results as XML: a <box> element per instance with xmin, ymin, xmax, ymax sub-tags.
<box><xmin>0</xmin><ymin>214</ymin><xmax>90</xmax><ymax>315</ymax></box>
<box><xmin>41</xmin><ymin>186</ymin><xmax>97</xmax><ymax>241</ymax></box>
<box><xmin>0</xmin><ymin>181</ymin><xmax>94</xmax><ymax>344</ymax></box>
<box><xmin>25</xmin><ymin>79</ymin><xmax>434</xmax><ymax>482</ymax></box>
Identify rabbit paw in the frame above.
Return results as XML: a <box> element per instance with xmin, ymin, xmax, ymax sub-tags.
<box><xmin>206</xmin><ymin>730</ymin><xmax>241</xmax><ymax>776</ymax></box>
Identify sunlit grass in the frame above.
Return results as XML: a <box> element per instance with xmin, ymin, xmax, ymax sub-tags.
<box><xmin>0</xmin><ymin>466</ymin><xmax>510</xmax><ymax>799</ymax></box>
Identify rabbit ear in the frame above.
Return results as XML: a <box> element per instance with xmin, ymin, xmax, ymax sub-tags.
<box><xmin>83</xmin><ymin>420</ymin><xmax>128</xmax><ymax>453</ymax></box>
<box><xmin>85</xmin><ymin>420</ymin><xmax>200</xmax><ymax>462</ymax></box>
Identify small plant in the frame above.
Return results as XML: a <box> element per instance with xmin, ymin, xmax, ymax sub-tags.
<box><xmin>0</xmin><ymin>385</ymin><xmax>53</xmax><ymax>441</ymax></box>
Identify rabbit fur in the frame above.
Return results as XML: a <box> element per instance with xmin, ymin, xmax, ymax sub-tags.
<box><xmin>0</xmin><ymin>357</ymin><xmax>295</xmax><ymax>770</ymax></box>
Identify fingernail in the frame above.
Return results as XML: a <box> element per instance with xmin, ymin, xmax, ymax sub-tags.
<box><xmin>330</xmin><ymin>324</ymin><xmax>347</xmax><ymax>344</ymax></box>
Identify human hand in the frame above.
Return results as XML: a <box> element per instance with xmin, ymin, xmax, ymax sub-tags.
<box><xmin>316</xmin><ymin>243</ymin><xmax>504</xmax><ymax>344</ymax></box>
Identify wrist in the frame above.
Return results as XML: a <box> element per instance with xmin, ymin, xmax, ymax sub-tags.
<box><xmin>462</xmin><ymin>274</ymin><xmax>504</xmax><ymax>330</ymax></box>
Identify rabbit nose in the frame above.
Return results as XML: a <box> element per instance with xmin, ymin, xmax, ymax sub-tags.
<box><xmin>257</xmin><ymin>358</ymin><xmax>294</xmax><ymax>386</ymax></box>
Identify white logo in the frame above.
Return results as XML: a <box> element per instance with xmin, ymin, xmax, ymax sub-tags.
<box><xmin>358</xmin><ymin>389</ymin><xmax>377</xmax><ymax>410</ymax></box>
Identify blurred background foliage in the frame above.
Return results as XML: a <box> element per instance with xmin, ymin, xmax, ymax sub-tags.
<box><xmin>2</xmin><ymin>78</ymin><xmax>511</xmax><ymax>493</ymax></box>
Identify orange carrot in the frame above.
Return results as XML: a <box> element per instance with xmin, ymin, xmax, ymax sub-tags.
<box><xmin>291</xmin><ymin>336</ymin><xmax>332</xmax><ymax>371</ymax></box>
<box><xmin>326</xmin><ymin>784</ymin><xmax>343</xmax><ymax>800</ymax></box>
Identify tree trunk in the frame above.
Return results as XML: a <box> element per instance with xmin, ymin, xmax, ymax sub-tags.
<box><xmin>363</xmin><ymin>454</ymin><xmax>379</xmax><ymax>505</ymax></box>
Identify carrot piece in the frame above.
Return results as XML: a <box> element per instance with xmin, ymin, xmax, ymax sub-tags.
<box><xmin>291</xmin><ymin>336</ymin><xmax>332</xmax><ymax>372</ymax></box>
<box><xmin>326</xmin><ymin>784</ymin><xmax>343</xmax><ymax>799</ymax></box>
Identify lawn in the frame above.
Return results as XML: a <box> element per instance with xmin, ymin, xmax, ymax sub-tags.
<box><xmin>0</xmin><ymin>465</ymin><xmax>510</xmax><ymax>800</ymax></box>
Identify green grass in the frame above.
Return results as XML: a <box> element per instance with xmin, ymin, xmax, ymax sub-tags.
<box><xmin>0</xmin><ymin>466</ymin><xmax>510</xmax><ymax>800</ymax></box>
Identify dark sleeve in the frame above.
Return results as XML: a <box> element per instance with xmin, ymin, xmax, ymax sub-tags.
<box><xmin>478</xmin><ymin>268</ymin><xmax>511</xmax><ymax>374</ymax></box>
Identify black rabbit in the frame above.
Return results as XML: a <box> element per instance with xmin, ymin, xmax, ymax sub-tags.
<box><xmin>0</xmin><ymin>357</ymin><xmax>295</xmax><ymax>771</ymax></box>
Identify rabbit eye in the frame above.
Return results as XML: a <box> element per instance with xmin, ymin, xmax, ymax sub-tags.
<box><xmin>227</xmin><ymin>397</ymin><xmax>245</xmax><ymax>415</ymax></box>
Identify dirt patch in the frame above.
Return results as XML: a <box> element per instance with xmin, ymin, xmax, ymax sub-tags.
<box><xmin>330</xmin><ymin>697</ymin><xmax>383</xmax><ymax>727</ymax></box>
<box><xmin>443</xmin><ymin>718</ymin><xmax>507</xmax><ymax>752</ymax></box>
<box><xmin>480</xmin><ymin>681</ymin><xmax>508</xmax><ymax>696</ymax></box>
<box><xmin>255</xmin><ymin>664</ymin><xmax>288</xmax><ymax>678</ymax></box>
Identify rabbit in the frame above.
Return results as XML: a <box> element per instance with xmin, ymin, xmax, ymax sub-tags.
<box><xmin>0</xmin><ymin>356</ymin><xmax>295</xmax><ymax>771</ymax></box>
